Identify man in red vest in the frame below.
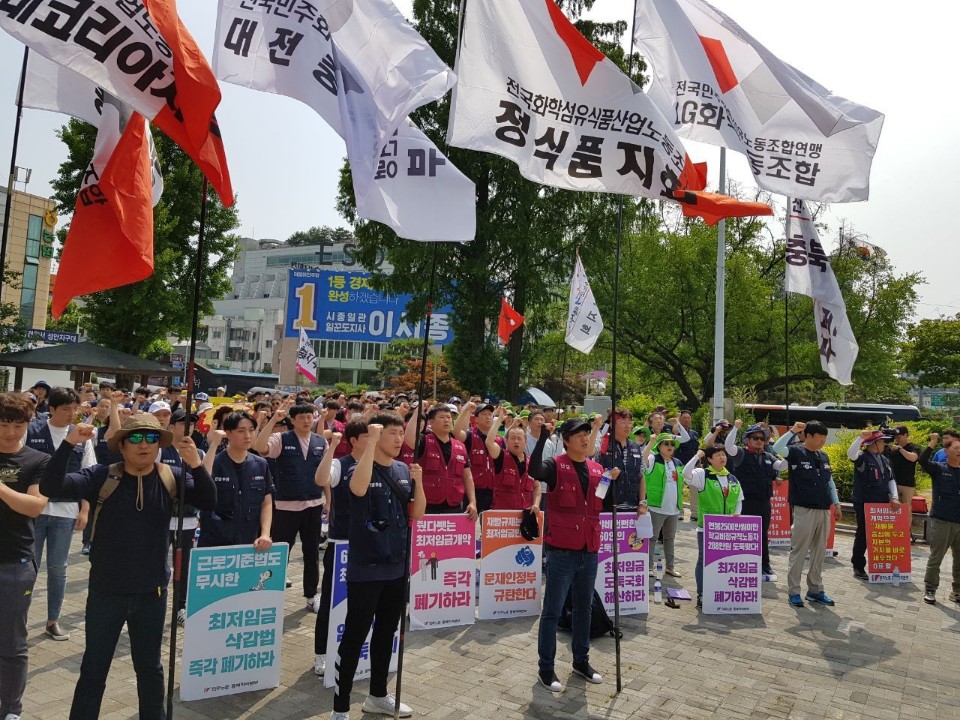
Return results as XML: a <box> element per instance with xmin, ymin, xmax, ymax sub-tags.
<box><xmin>485</xmin><ymin>412</ymin><xmax>541</xmax><ymax>511</ymax></box>
<box><xmin>453</xmin><ymin>400</ymin><xmax>497</xmax><ymax>512</ymax></box>
<box><xmin>529</xmin><ymin>417</ymin><xmax>621</xmax><ymax>693</ymax></box>
<box><xmin>405</xmin><ymin>403</ymin><xmax>478</xmax><ymax>520</ymax></box>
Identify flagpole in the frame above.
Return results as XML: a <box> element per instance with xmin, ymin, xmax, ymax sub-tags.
<box><xmin>711</xmin><ymin>148</ymin><xmax>727</xmax><ymax>423</ymax></box>
<box><xmin>608</xmin><ymin>0</ymin><xmax>649</xmax><ymax>691</ymax></box>
<box><xmin>166</xmin><ymin>176</ymin><xmax>209</xmax><ymax>720</ymax></box>
<box><xmin>784</xmin><ymin>201</ymin><xmax>790</xmax><ymax>424</ymax></box>
<box><xmin>1</xmin><ymin>47</ymin><xmax>29</xmax><ymax>300</ymax></box>
<box><xmin>396</xmin><ymin>241</ymin><xmax>439</xmax><ymax>720</ymax></box>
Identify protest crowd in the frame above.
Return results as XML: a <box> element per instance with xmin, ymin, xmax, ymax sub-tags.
<box><xmin>1</xmin><ymin>381</ymin><xmax>957</xmax><ymax>720</ymax></box>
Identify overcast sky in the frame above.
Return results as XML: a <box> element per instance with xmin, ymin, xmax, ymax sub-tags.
<box><xmin>0</xmin><ymin>0</ymin><xmax>955</xmax><ymax>319</ymax></box>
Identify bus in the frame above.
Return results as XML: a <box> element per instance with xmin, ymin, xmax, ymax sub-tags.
<box><xmin>740</xmin><ymin>402</ymin><xmax>921</xmax><ymax>431</ymax></box>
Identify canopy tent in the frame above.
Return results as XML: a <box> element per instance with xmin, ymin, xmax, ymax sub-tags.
<box><xmin>516</xmin><ymin>387</ymin><xmax>557</xmax><ymax>409</ymax></box>
<box><xmin>0</xmin><ymin>341</ymin><xmax>173</xmax><ymax>390</ymax></box>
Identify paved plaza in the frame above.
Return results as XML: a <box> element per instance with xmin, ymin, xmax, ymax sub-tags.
<box><xmin>22</xmin><ymin>521</ymin><xmax>960</xmax><ymax>720</ymax></box>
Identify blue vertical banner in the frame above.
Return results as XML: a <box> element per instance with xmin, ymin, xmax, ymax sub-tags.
<box><xmin>180</xmin><ymin>544</ymin><xmax>288</xmax><ymax>701</ymax></box>
<box><xmin>323</xmin><ymin>541</ymin><xmax>399</xmax><ymax>688</ymax></box>
<box><xmin>285</xmin><ymin>268</ymin><xmax>453</xmax><ymax>344</ymax></box>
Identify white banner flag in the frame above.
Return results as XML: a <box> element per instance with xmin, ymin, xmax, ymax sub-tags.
<box><xmin>296</xmin><ymin>327</ymin><xmax>318</xmax><ymax>383</ymax></box>
<box><xmin>447</xmin><ymin>0</ymin><xmax>697</xmax><ymax>199</ymax></box>
<box><xmin>213</xmin><ymin>0</ymin><xmax>474</xmax><ymax>241</ymax></box>
<box><xmin>784</xmin><ymin>199</ymin><xmax>858</xmax><ymax>385</ymax></box>
<box><xmin>566</xmin><ymin>255</ymin><xmax>603</xmax><ymax>354</ymax></box>
<box><xmin>23</xmin><ymin>53</ymin><xmax>164</xmax><ymax>206</ymax></box>
<box><xmin>633</xmin><ymin>0</ymin><xmax>884</xmax><ymax>202</ymax></box>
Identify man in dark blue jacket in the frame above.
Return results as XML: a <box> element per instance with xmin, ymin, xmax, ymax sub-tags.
<box><xmin>919</xmin><ymin>432</ymin><xmax>960</xmax><ymax>605</ymax></box>
<box><xmin>40</xmin><ymin>414</ymin><xmax>215</xmax><ymax>720</ymax></box>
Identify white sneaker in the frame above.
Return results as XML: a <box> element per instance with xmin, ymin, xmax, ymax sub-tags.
<box><xmin>330</xmin><ymin>712</ymin><xmax>349</xmax><ymax>720</ymax></box>
<box><xmin>314</xmin><ymin>654</ymin><xmax>325</xmax><ymax>676</ymax></box>
<box><xmin>362</xmin><ymin>694</ymin><xmax>412</xmax><ymax>717</ymax></box>
<box><xmin>176</xmin><ymin>609</ymin><xmax>186</xmax><ymax>626</ymax></box>
<box><xmin>307</xmin><ymin>594</ymin><xmax>322</xmax><ymax>613</ymax></box>
<box><xmin>5</xmin><ymin>714</ymin><xmax>23</xmax><ymax>720</ymax></box>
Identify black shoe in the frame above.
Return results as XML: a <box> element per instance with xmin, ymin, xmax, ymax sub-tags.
<box><xmin>285</xmin><ymin>580</ymin><xmax>293</xmax><ymax>589</ymax></box>
<box><xmin>538</xmin><ymin>669</ymin><xmax>562</xmax><ymax>692</ymax></box>
<box><xmin>696</xmin><ymin>594</ymin><xmax>702</xmax><ymax>609</ymax></box>
<box><xmin>571</xmin><ymin>661</ymin><xmax>602</xmax><ymax>684</ymax></box>
<box><xmin>853</xmin><ymin>568</ymin><xmax>868</xmax><ymax>580</ymax></box>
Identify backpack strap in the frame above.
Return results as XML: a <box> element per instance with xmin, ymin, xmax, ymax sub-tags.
<box><xmin>90</xmin><ymin>463</ymin><xmax>124</xmax><ymax>544</ymax></box>
<box><xmin>155</xmin><ymin>462</ymin><xmax>178</xmax><ymax>500</ymax></box>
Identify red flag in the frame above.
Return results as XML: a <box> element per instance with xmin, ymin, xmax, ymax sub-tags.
<box><xmin>52</xmin><ymin>113</ymin><xmax>154</xmax><ymax>318</ymax></box>
<box><xmin>498</xmin><ymin>298</ymin><xmax>525</xmax><ymax>345</ymax></box>
<box><xmin>675</xmin><ymin>191</ymin><xmax>774</xmax><ymax>226</ymax></box>
<box><xmin>144</xmin><ymin>0</ymin><xmax>234</xmax><ymax>206</ymax></box>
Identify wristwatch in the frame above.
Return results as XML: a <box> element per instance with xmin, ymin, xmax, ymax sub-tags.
<box><xmin>638</xmin><ymin>500</ymin><xmax>648</xmax><ymax>506</ymax></box>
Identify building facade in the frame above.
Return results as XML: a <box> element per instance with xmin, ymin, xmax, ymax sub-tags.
<box><xmin>0</xmin><ymin>187</ymin><xmax>56</xmax><ymax>329</ymax></box>
<box><xmin>183</xmin><ymin>236</ymin><xmax>394</xmax><ymax>387</ymax></box>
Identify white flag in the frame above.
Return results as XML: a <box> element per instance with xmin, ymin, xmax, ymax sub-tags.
<box><xmin>213</xmin><ymin>0</ymin><xmax>474</xmax><ymax>241</ymax></box>
<box><xmin>447</xmin><ymin>0</ymin><xmax>699</xmax><ymax>199</ymax></box>
<box><xmin>296</xmin><ymin>327</ymin><xmax>318</xmax><ymax>384</ymax></box>
<box><xmin>23</xmin><ymin>52</ymin><xmax>164</xmax><ymax>206</ymax></box>
<box><xmin>784</xmin><ymin>199</ymin><xmax>858</xmax><ymax>385</ymax></box>
<box><xmin>633</xmin><ymin>0</ymin><xmax>884</xmax><ymax>202</ymax></box>
<box><xmin>565</xmin><ymin>255</ymin><xmax>603</xmax><ymax>354</ymax></box>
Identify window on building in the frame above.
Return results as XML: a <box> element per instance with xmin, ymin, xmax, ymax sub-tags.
<box><xmin>212</xmin><ymin>330</ymin><xmax>222</xmax><ymax>339</ymax></box>
<box><xmin>19</xmin><ymin>215</ymin><xmax>42</xmax><ymax>323</ymax></box>
<box><xmin>26</xmin><ymin>215</ymin><xmax>42</xmax><ymax>260</ymax></box>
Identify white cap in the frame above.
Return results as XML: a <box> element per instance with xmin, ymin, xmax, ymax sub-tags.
<box><xmin>149</xmin><ymin>401</ymin><xmax>171</xmax><ymax>414</ymax></box>
<box><xmin>446</xmin><ymin>403</ymin><xmax>459</xmax><ymax>414</ymax></box>
<box><xmin>197</xmin><ymin>402</ymin><xmax>214</xmax><ymax>413</ymax></box>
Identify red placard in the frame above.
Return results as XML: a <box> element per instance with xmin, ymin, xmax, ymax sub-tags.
<box><xmin>769</xmin><ymin>480</ymin><xmax>791</xmax><ymax>546</ymax></box>
<box><xmin>866</xmin><ymin>503</ymin><xmax>911</xmax><ymax>583</ymax></box>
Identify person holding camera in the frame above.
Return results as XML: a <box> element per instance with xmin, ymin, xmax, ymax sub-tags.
<box><xmin>330</xmin><ymin>414</ymin><xmax>425</xmax><ymax>720</ymax></box>
<box><xmin>847</xmin><ymin>429</ymin><xmax>901</xmax><ymax>580</ymax></box>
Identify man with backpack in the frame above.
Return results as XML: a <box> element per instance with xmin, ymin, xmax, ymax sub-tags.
<box><xmin>40</xmin><ymin>414</ymin><xmax>216</xmax><ymax>720</ymax></box>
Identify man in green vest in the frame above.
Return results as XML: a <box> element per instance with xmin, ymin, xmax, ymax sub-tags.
<box><xmin>682</xmin><ymin>445</ymin><xmax>743</xmax><ymax>608</ymax></box>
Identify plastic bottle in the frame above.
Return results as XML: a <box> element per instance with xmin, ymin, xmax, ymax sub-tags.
<box><xmin>653</xmin><ymin>577</ymin><xmax>663</xmax><ymax>604</ymax></box>
<box><xmin>656</xmin><ymin>558</ymin><xmax>663</xmax><ymax>580</ymax></box>
<box><xmin>595</xmin><ymin>469</ymin><xmax>613</xmax><ymax>499</ymax></box>
<box><xmin>892</xmin><ymin>566</ymin><xmax>901</xmax><ymax>587</ymax></box>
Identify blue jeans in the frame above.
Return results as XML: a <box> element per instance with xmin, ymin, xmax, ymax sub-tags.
<box><xmin>34</xmin><ymin>514</ymin><xmax>75</xmax><ymax>623</ymax></box>
<box><xmin>70</xmin><ymin>589</ymin><xmax>167</xmax><ymax>720</ymax></box>
<box><xmin>538</xmin><ymin>548</ymin><xmax>598</xmax><ymax>672</ymax></box>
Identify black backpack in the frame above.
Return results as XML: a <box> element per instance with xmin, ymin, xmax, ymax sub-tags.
<box><xmin>557</xmin><ymin>587</ymin><xmax>622</xmax><ymax>639</ymax></box>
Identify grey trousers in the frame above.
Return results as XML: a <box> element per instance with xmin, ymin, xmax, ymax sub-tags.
<box><xmin>0</xmin><ymin>559</ymin><xmax>37</xmax><ymax>717</ymax></box>
<box><xmin>924</xmin><ymin>518</ymin><xmax>960</xmax><ymax>593</ymax></box>
<box><xmin>649</xmin><ymin>510</ymin><xmax>680</xmax><ymax>570</ymax></box>
<box><xmin>787</xmin><ymin>506</ymin><xmax>831</xmax><ymax>596</ymax></box>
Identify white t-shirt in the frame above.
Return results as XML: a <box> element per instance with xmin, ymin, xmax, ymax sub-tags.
<box><xmin>645</xmin><ymin>455</ymin><xmax>680</xmax><ymax>516</ymax></box>
<box><xmin>36</xmin><ymin>422</ymin><xmax>97</xmax><ymax>519</ymax></box>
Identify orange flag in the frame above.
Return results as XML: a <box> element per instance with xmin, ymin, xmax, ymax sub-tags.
<box><xmin>675</xmin><ymin>191</ymin><xmax>773</xmax><ymax>226</ymax></box>
<box><xmin>144</xmin><ymin>0</ymin><xmax>233</xmax><ymax>206</ymax></box>
<box><xmin>52</xmin><ymin>112</ymin><xmax>154</xmax><ymax>319</ymax></box>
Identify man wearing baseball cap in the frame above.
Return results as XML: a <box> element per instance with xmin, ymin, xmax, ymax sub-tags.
<box><xmin>847</xmin><ymin>428</ymin><xmax>900</xmax><ymax>580</ymax></box>
<box><xmin>40</xmin><ymin>414</ymin><xmax>215</xmax><ymax>720</ymax></box>
<box><xmin>30</xmin><ymin>380</ymin><xmax>51</xmax><ymax>415</ymax></box>
<box><xmin>529</xmin><ymin>414</ymin><xmax>616</xmax><ymax>692</ymax></box>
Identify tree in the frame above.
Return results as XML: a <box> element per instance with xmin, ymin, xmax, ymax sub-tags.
<box><xmin>336</xmin><ymin>0</ymin><xmax>640</xmax><ymax>399</ymax></box>
<box><xmin>903</xmin><ymin>314</ymin><xmax>960</xmax><ymax>387</ymax></box>
<box><xmin>603</xmin><ymin>206</ymin><xmax>919</xmax><ymax>409</ymax></box>
<box><xmin>0</xmin><ymin>269</ymin><xmax>30</xmax><ymax>352</ymax></box>
<box><xmin>389</xmin><ymin>356</ymin><xmax>463</xmax><ymax>400</ymax></box>
<box><xmin>376</xmin><ymin>337</ymin><xmax>428</xmax><ymax>386</ymax></box>
<box><xmin>51</xmin><ymin>120</ymin><xmax>240</xmax><ymax>356</ymax></box>
<box><xmin>45</xmin><ymin>299</ymin><xmax>84</xmax><ymax>334</ymax></box>
<box><xmin>287</xmin><ymin>225</ymin><xmax>353</xmax><ymax>247</ymax></box>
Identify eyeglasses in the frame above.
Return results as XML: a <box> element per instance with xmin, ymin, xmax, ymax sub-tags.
<box><xmin>748</xmin><ymin>435</ymin><xmax>766</xmax><ymax>441</ymax></box>
<box><xmin>126</xmin><ymin>431</ymin><xmax>161</xmax><ymax>444</ymax></box>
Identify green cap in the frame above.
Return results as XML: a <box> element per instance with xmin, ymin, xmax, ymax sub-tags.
<box><xmin>632</xmin><ymin>425</ymin><xmax>651</xmax><ymax>439</ymax></box>
<box><xmin>653</xmin><ymin>432</ymin><xmax>680</xmax><ymax>451</ymax></box>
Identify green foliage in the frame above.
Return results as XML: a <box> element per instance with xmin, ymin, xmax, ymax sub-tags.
<box><xmin>376</xmin><ymin>337</ymin><xmax>430</xmax><ymax>386</ymax></box>
<box><xmin>287</xmin><ymin>226</ymin><xmax>353</xmax><ymax>247</ymax></box>
<box><xmin>45</xmin><ymin>299</ymin><xmax>83</xmax><ymax>334</ymax></box>
<box><xmin>0</xmin><ymin>268</ymin><xmax>29</xmax><ymax>352</ymax></box>
<box><xmin>333</xmin><ymin>381</ymin><xmax>369</xmax><ymax>396</ymax></box>
<box><xmin>902</xmin><ymin>314</ymin><xmax>960</xmax><ymax>387</ymax></box>
<box><xmin>822</xmin><ymin>429</ymin><xmax>857</xmax><ymax>502</ymax></box>
<box><xmin>338</xmin><ymin>0</ymin><xmax>642</xmax><ymax>400</ymax></box>
<box><xmin>51</xmin><ymin>119</ymin><xmax>240</xmax><ymax>356</ymax></box>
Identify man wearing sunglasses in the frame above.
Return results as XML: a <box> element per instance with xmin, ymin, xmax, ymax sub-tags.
<box><xmin>725</xmin><ymin>420</ymin><xmax>788</xmax><ymax>581</ymax></box>
<box><xmin>40</xmin><ymin>413</ymin><xmax>215</xmax><ymax>720</ymax></box>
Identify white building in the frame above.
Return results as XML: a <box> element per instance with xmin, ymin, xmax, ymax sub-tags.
<box><xmin>175</xmin><ymin>236</ymin><xmax>395</xmax><ymax>386</ymax></box>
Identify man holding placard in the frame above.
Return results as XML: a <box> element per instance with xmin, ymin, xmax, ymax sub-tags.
<box><xmin>847</xmin><ymin>429</ymin><xmax>900</xmax><ymax>581</ymax></box>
